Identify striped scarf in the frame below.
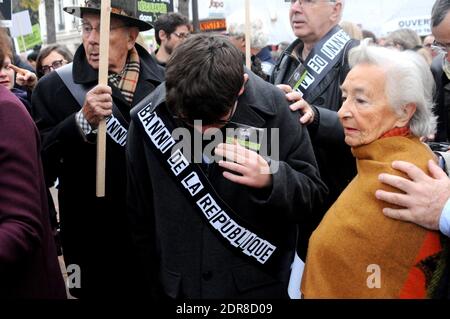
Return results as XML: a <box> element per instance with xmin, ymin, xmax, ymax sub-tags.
<box><xmin>109</xmin><ymin>47</ymin><xmax>140</xmax><ymax>105</ymax></box>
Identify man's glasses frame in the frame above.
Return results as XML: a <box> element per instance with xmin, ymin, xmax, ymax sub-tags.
<box><xmin>431</xmin><ymin>40</ymin><xmax>450</xmax><ymax>55</ymax></box>
<box><xmin>78</xmin><ymin>22</ymin><xmax>129</xmax><ymax>35</ymax></box>
<box><xmin>290</xmin><ymin>0</ymin><xmax>337</xmax><ymax>7</ymax></box>
<box><xmin>172</xmin><ymin>31</ymin><xmax>190</xmax><ymax>40</ymax></box>
<box><xmin>41</xmin><ymin>59</ymin><xmax>67</xmax><ymax>75</ymax></box>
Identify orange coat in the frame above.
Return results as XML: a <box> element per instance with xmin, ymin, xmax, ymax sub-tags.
<box><xmin>302</xmin><ymin>136</ymin><xmax>443</xmax><ymax>299</ymax></box>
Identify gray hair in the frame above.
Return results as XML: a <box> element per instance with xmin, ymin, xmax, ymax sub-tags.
<box><xmin>227</xmin><ymin>20</ymin><xmax>268</xmax><ymax>50</ymax></box>
<box><xmin>431</xmin><ymin>0</ymin><xmax>450</xmax><ymax>27</ymax></box>
<box><xmin>385</xmin><ymin>28</ymin><xmax>422</xmax><ymax>51</ymax></box>
<box><xmin>348</xmin><ymin>40</ymin><xmax>437</xmax><ymax>137</ymax></box>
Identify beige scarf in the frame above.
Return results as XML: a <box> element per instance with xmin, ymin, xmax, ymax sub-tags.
<box><xmin>108</xmin><ymin>47</ymin><xmax>140</xmax><ymax>105</ymax></box>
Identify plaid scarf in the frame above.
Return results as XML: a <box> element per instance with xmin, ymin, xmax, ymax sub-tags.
<box><xmin>108</xmin><ymin>47</ymin><xmax>140</xmax><ymax>105</ymax></box>
<box><xmin>427</xmin><ymin>236</ymin><xmax>450</xmax><ymax>299</ymax></box>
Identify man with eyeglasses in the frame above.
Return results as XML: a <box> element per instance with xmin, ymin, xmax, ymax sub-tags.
<box><xmin>429</xmin><ymin>0</ymin><xmax>450</xmax><ymax>144</ymax></box>
<box><xmin>31</xmin><ymin>0</ymin><xmax>164</xmax><ymax>299</ymax></box>
<box><xmin>126</xmin><ymin>33</ymin><xmax>326</xmax><ymax>299</ymax></box>
<box><xmin>271</xmin><ymin>0</ymin><xmax>357</xmax><ymax>260</ymax></box>
<box><xmin>40</xmin><ymin>59</ymin><xmax>66</xmax><ymax>75</ymax></box>
<box><xmin>153</xmin><ymin>12</ymin><xmax>191</xmax><ymax>67</ymax></box>
<box><xmin>373</xmin><ymin>2</ymin><xmax>450</xmax><ymax>298</ymax></box>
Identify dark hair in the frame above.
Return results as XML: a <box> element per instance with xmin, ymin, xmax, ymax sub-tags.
<box><xmin>251</xmin><ymin>54</ymin><xmax>268</xmax><ymax>81</ymax></box>
<box><xmin>362</xmin><ymin>30</ymin><xmax>377</xmax><ymax>43</ymax></box>
<box><xmin>154</xmin><ymin>12</ymin><xmax>190</xmax><ymax>45</ymax></box>
<box><xmin>36</xmin><ymin>44</ymin><xmax>74</xmax><ymax>79</ymax></box>
<box><xmin>432</xmin><ymin>0</ymin><xmax>450</xmax><ymax>27</ymax></box>
<box><xmin>165</xmin><ymin>33</ymin><xmax>244</xmax><ymax>125</ymax></box>
<box><xmin>27</xmin><ymin>50</ymin><xmax>39</xmax><ymax>62</ymax></box>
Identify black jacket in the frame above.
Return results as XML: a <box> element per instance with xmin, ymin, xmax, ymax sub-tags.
<box><xmin>271</xmin><ymin>37</ymin><xmax>358</xmax><ymax>257</ymax></box>
<box><xmin>432</xmin><ymin>55</ymin><xmax>450</xmax><ymax>142</ymax></box>
<box><xmin>32</xmin><ymin>44</ymin><xmax>164</xmax><ymax>298</ymax></box>
<box><xmin>126</xmin><ymin>71</ymin><xmax>327</xmax><ymax>299</ymax></box>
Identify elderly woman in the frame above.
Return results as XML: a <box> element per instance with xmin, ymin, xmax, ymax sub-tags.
<box><xmin>301</xmin><ymin>42</ymin><xmax>444</xmax><ymax>299</ymax></box>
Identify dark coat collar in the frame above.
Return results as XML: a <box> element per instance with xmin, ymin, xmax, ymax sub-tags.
<box><xmin>232</xmin><ymin>70</ymin><xmax>277</xmax><ymax>128</ymax></box>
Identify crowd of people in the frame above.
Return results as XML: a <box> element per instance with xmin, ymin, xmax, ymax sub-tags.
<box><xmin>1</xmin><ymin>0</ymin><xmax>450</xmax><ymax>300</ymax></box>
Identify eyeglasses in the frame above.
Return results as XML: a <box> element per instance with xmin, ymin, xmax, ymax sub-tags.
<box><xmin>172</xmin><ymin>31</ymin><xmax>190</xmax><ymax>39</ymax></box>
<box><xmin>173</xmin><ymin>101</ymin><xmax>238</xmax><ymax>127</ymax></box>
<box><xmin>41</xmin><ymin>59</ymin><xmax>67</xmax><ymax>74</ymax></box>
<box><xmin>431</xmin><ymin>40</ymin><xmax>450</xmax><ymax>55</ymax></box>
<box><xmin>78</xmin><ymin>23</ymin><xmax>128</xmax><ymax>35</ymax></box>
<box><xmin>290</xmin><ymin>0</ymin><xmax>336</xmax><ymax>7</ymax></box>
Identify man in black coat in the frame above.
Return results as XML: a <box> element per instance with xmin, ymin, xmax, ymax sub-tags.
<box><xmin>126</xmin><ymin>34</ymin><xmax>327</xmax><ymax>299</ymax></box>
<box><xmin>431</xmin><ymin>0</ymin><xmax>450</xmax><ymax>143</ymax></box>
<box><xmin>270</xmin><ymin>0</ymin><xmax>358</xmax><ymax>258</ymax></box>
<box><xmin>32</xmin><ymin>0</ymin><xmax>164</xmax><ymax>298</ymax></box>
<box><xmin>432</xmin><ymin>54</ymin><xmax>450</xmax><ymax>142</ymax></box>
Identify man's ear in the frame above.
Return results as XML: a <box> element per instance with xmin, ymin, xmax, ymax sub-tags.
<box><xmin>330</xmin><ymin>1</ymin><xmax>343</xmax><ymax>23</ymax></box>
<box><xmin>395</xmin><ymin>103</ymin><xmax>417</xmax><ymax>128</ymax></box>
<box><xmin>238</xmin><ymin>74</ymin><xmax>249</xmax><ymax>97</ymax></box>
<box><xmin>239</xmin><ymin>36</ymin><xmax>246</xmax><ymax>50</ymax></box>
<box><xmin>127</xmin><ymin>27</ymin><xmax>140</xmax><ymax>50</ymax></box>
<box><xmin>159</xmin><ymin>30</ymin><xmax>167</xmax><ymax>42</ymax></box>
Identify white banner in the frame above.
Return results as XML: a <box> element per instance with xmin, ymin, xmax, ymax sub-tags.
<box><xmin>10</xmin><ymin>10</ymin><xmax>33</xmax><ymax>38</ymax></box>
<box><xmin>208</xmin><ymin>0</ymin><xmax>225</xmax><ymax>18</ymax></box>
<box><xmin>382</xmin><ymin>15</ymin><xmax>431</xmax><ymax>37</ymax></box>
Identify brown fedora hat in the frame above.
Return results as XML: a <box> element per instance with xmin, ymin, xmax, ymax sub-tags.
<box><xmin>64</xmin><ymin>0</ymin><xmax>152</xmax><ymax>31</ymax></box>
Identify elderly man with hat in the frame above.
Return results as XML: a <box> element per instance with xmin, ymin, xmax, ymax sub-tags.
<box><xmin>32</xmin><ymin>0</ymin><xmax>164</xmax><ymax>298</ymax></box>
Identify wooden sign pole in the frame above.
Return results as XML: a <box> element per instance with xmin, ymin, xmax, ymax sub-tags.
<box><xmin>245</xmin><ymin>0</ymin><xmax>251</xmax><ymax>69</ymax></box>
<box><xmin>96</xmin><ymin>0</ymin><xmax>111</xmax><ymax>197</ymax></box>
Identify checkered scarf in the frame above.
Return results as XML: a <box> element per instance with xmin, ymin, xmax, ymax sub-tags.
<box><xmin>108</xmin><ymin>47</ymin><xmax>140</xmax><ymax>105</ymax></box>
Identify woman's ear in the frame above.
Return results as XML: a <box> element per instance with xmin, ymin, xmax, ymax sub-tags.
<box><xmin>395</xmin><ymin>103</ymin><xmax>417</xmax><ymax>128</ymax></box>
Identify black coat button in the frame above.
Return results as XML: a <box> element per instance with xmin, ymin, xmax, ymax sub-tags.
<box><xmin>202</xmin><ymin>271</ymin><xmax>213</xmax><ymax>281</ymax></box>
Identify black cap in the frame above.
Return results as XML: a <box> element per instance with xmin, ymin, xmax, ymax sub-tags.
<box><xmin>64</xmin><ymin>0</ymin><xmax>153</xmax><ymax>31</ymax></box>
